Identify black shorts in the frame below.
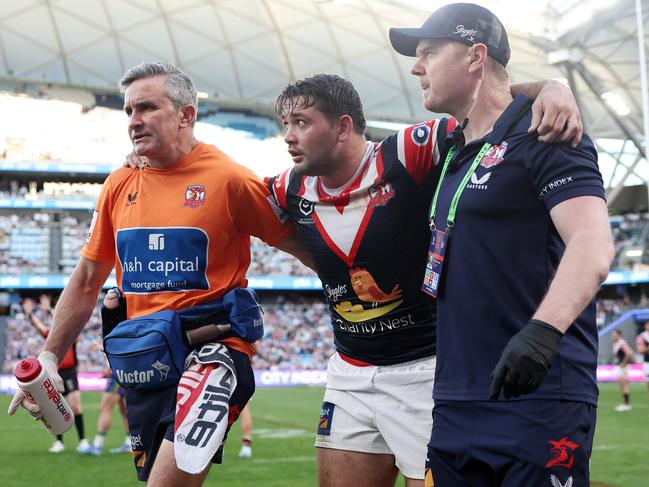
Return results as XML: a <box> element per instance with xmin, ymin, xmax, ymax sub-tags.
<box><xmin>426</xmin><ymin>400</ymin><xmax>596</xmax><ymax>487</ymax></box>
<box><xmin>59</xmin><ymin>367</ymin><xmax>79</xmax><ymax>395</ymax></box>
<box><xmin>124</xmin><ymin>347</ymin><xmax>255</xmax><ymax>482</ymax></box>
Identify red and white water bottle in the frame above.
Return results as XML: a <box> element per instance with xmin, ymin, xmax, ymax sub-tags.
<box><xmin>14</xmin><ymin>357</ymin><xmax>74</xmax><ymax>435</ymax></box>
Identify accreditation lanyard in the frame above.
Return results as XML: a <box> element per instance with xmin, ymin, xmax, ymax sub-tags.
<box><xmin>421</xmin><ymin>142</ymin><xmax>492</xmax><ymax>298</ymax></box>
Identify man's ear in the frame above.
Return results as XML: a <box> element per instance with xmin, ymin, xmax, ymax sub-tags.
<box><xmin>337</xmin><ymin>114</ymin><xmax>355</xmax><ymax>141</ymax></box>
<box><xmin>468</xmin><ymin>43</ymin><xmax>488</xmax><ymax>73</ymax></box>
<box><xmin>179</xmin><ymin>104</ymin><xmax>197</xmax><ymax>128</ymax></box>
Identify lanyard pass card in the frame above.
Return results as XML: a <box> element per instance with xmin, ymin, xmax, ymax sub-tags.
<box><xmin>421</xmin><ymin>227</ymin><xmax>449</xmax><ymax>298</ymax></box>
<box><xmin>422</xmin><ymin>143</ymin><xmax>492</xmax><ymax>298</ymax></box>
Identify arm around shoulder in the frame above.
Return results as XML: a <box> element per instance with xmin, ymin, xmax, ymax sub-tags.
<box><xmin>512</xmin><ymin>79</ymin><xmax>583</xmax><ymax>147</ymax></box>
<box><xmin>274</xmin><ymin>230</ymin><xmax>316</xmax><ymax>271</ymax></box>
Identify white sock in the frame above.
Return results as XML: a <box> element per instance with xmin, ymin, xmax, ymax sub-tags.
<box><xmin>124</xmin><ymin>435</ymin><xmax>131</xmax><ymax>446</ymax></box>
<box><xmin>94</xmin><ymin>433</ymin><xmax>106</xmax><ymax>449</ymax></box>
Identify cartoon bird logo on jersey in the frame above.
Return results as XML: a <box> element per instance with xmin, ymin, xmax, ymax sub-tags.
<box><xmin>334</xmin><ymin>267</ymin><xmax>403</xmax><ymax>322</ymax></box>
<box><xmin>350</xmin><ymin>267</ymin><xmax>402</xmax><ymax>303</ymax></box>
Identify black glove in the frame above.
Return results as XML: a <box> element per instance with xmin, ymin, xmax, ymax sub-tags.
<box><xmin>101</xmin><ymin>287</ymin><xmax>127</xmax><ymax>338</ymax></box>
<box><xmin>489</xmin><ymin>319</ymin><xmax>563</xmax><ymax>400</ymax></box>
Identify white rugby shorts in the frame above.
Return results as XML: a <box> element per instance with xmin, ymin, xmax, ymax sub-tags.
<box><xmin>644</xmin><ymin>362</ymin><xmax>649</xmax><ymax>380</ymax></box>
<box><xmin>315</xmin><ymin>352</ymin><xmax>435</xmax><ymax>480</ymax></box>
<box><xmin>614</xmin><ymin>365</ymin><xmax>628</xmax><ymax>379</ymax></box>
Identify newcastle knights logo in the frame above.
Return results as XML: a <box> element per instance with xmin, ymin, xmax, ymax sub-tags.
<box><xmin>184</xmin><ymin>185</ymin><xmax>206</xmax><ymax>208</ymax></box>
<box><xmin>480</xmin><ymin>141</ymin><xmax>508</xmax><ymax>168</ymax></box>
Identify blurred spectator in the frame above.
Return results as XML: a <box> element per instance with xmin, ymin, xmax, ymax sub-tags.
<box><xmin>3</xmin><ymin>293</ymin><xmax>106</xmax><ymax>373</ymax></box>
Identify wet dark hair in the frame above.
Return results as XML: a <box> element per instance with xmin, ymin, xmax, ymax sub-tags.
<box><xmin>275</xmin><ymin>74</ymin><xmax>366</xmax><ymax>134</ymax></box>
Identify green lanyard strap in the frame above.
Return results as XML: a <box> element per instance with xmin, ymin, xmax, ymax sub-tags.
<box><xmin>429</xmin><ymin>142</ymin><xmax>492</xmax><ymax>231</ymax></box>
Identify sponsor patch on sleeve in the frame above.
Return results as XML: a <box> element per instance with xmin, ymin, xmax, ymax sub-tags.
<box><xmin>317</xmin><ymin>401</ymin><xmax>335</xmax><ymax>436</ymax></box>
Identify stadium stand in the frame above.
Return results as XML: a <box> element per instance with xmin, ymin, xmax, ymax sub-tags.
<box><xmin>7</xmin><ymin>291</ymin><xmax>649</xmax><ymax>374</ymax></box>
<box><xmin>2</xmin><ymin>207</ymin><xmax>648</xmax><ymax>276</ymax></box>
<box><xmin>595</xmin><ymin>297</ymin><xmax>649</xmax><ymax>329</ymax></box>
<box><xmin>2</xmin><ymin>293</ymin><xmax>334</xmax><ymax>374</ymax></box>
<box><xmin>0</xmin><ymin>213</ymin><xmax>51</xmax><ymax>275</ymax></box>
<box><xmin>610</xmin><ymin>213</ymin><xmax>649</xmax><ymax>269</ymax></box>
<box><xmin>249</xmin><ymin>238</ymin><xmax>317</xmax><ymax>277</ymax></box>
<box><xmin>0</xmin><ymin>92</ymin><xmax>648</xmax><ymax>378</ymax></box>
<box><xmin>0</xmin><ymin>210</ymin><xmax>318</xmax><ymax>276</ymax></box>
<box><xmin>3</xmin><ymin>294</ymin><xmax>105</xmax><ymax>374</ymax></box>
<box><xmin>59</xmin><ymin>213</ymin><xmax>89</xmax><ymax>275</ymax></box>
<box><xmin>254</xmin><ymin>295</ymin><xmax>333</xmax><ymax>370</ymax></box>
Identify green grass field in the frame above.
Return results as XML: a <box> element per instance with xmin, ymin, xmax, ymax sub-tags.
<box><xmin>0</xmin><ymin>383</ymin><xmax>647</xmax><ymax>486</ymax></box>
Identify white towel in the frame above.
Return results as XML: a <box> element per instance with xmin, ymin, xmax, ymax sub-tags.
<box><xmin>174</xmin><ymin>343</ymin><xmax>237</xmax><ymax>474</ymax></box>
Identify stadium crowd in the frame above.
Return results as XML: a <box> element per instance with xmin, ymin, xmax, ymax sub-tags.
<box><xmin>0</xmin><ymin>211</ymin><xmax>89</xmax><ymax>275</ymax></box>
<box><xmin>2</xmin><ymin>293</ymin><xmax>334</xmax><ymax>374</ymax></box>
<box><xmin>249</xmin><ymin>237</ymin><xmax>317</xmax><ymax>277</ymax></box>
<box><xmin>596</xmin><ymin>298</ymin><xmax>641</xmax><ymax>328</ymax></box>
<box><xmin>59</xmin><ymin>213</ymin><xmax>90</xmax><ymax>275</ymax></box>
<box><xmin>5</xmin><ymin>291</ymin><xmax>647</xmax><ymax>375</ymax></box>
<box><xmin>0</xmin><ymin>210</ymin><xmax>318</xmax><ymax>276</ymax></box>
<box><xmin>2</xmin><ymin>209</ymin><xmax>648</xmax><ymax>276</ymax></box>
<box><xmin>3</xmin><ymin>293</ymin><xmax>105</xmax><ymax>374</ymax></box>
<box><xmin>0</xmin><ymin>180</ymin><xmax>101</xmax><ymax>200</ymax></box>
<box><xmin>0</xmin><ymin>213</ymin><xmax>51</xmax><ymax>275</ymax></box>
<box><xmin>253</xmin><ymin>294</ymin><xmax>333</xmax><ymax>370</ymax></box>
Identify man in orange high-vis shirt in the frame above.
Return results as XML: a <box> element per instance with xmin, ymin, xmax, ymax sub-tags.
<box><xmin>9</xmin><ymin>62</ymin><xmax>311</xmax><ymax>486</ymax></box>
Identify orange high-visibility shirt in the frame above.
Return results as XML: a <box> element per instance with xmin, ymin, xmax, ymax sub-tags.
<box><xmin>82</xmin><ymin>142</ymin><xmax>294</xmax><ymax>356</ymax></box>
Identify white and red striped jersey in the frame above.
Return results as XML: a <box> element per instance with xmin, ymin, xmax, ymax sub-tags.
<box><xmin>268</xmin><ymin>118</ymin><xmax>456</xmax><ymax>365</ymax></box>
<box><xmin>613</xmin><ymin>336</ymin><xmax>633</xmax><ymax>364</ymax></box>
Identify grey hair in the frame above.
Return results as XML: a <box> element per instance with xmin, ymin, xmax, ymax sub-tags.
<box><xmin>119</xmin><ymin>62</ymin><xmax>198</xmax><ymax>110</ymax></box>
